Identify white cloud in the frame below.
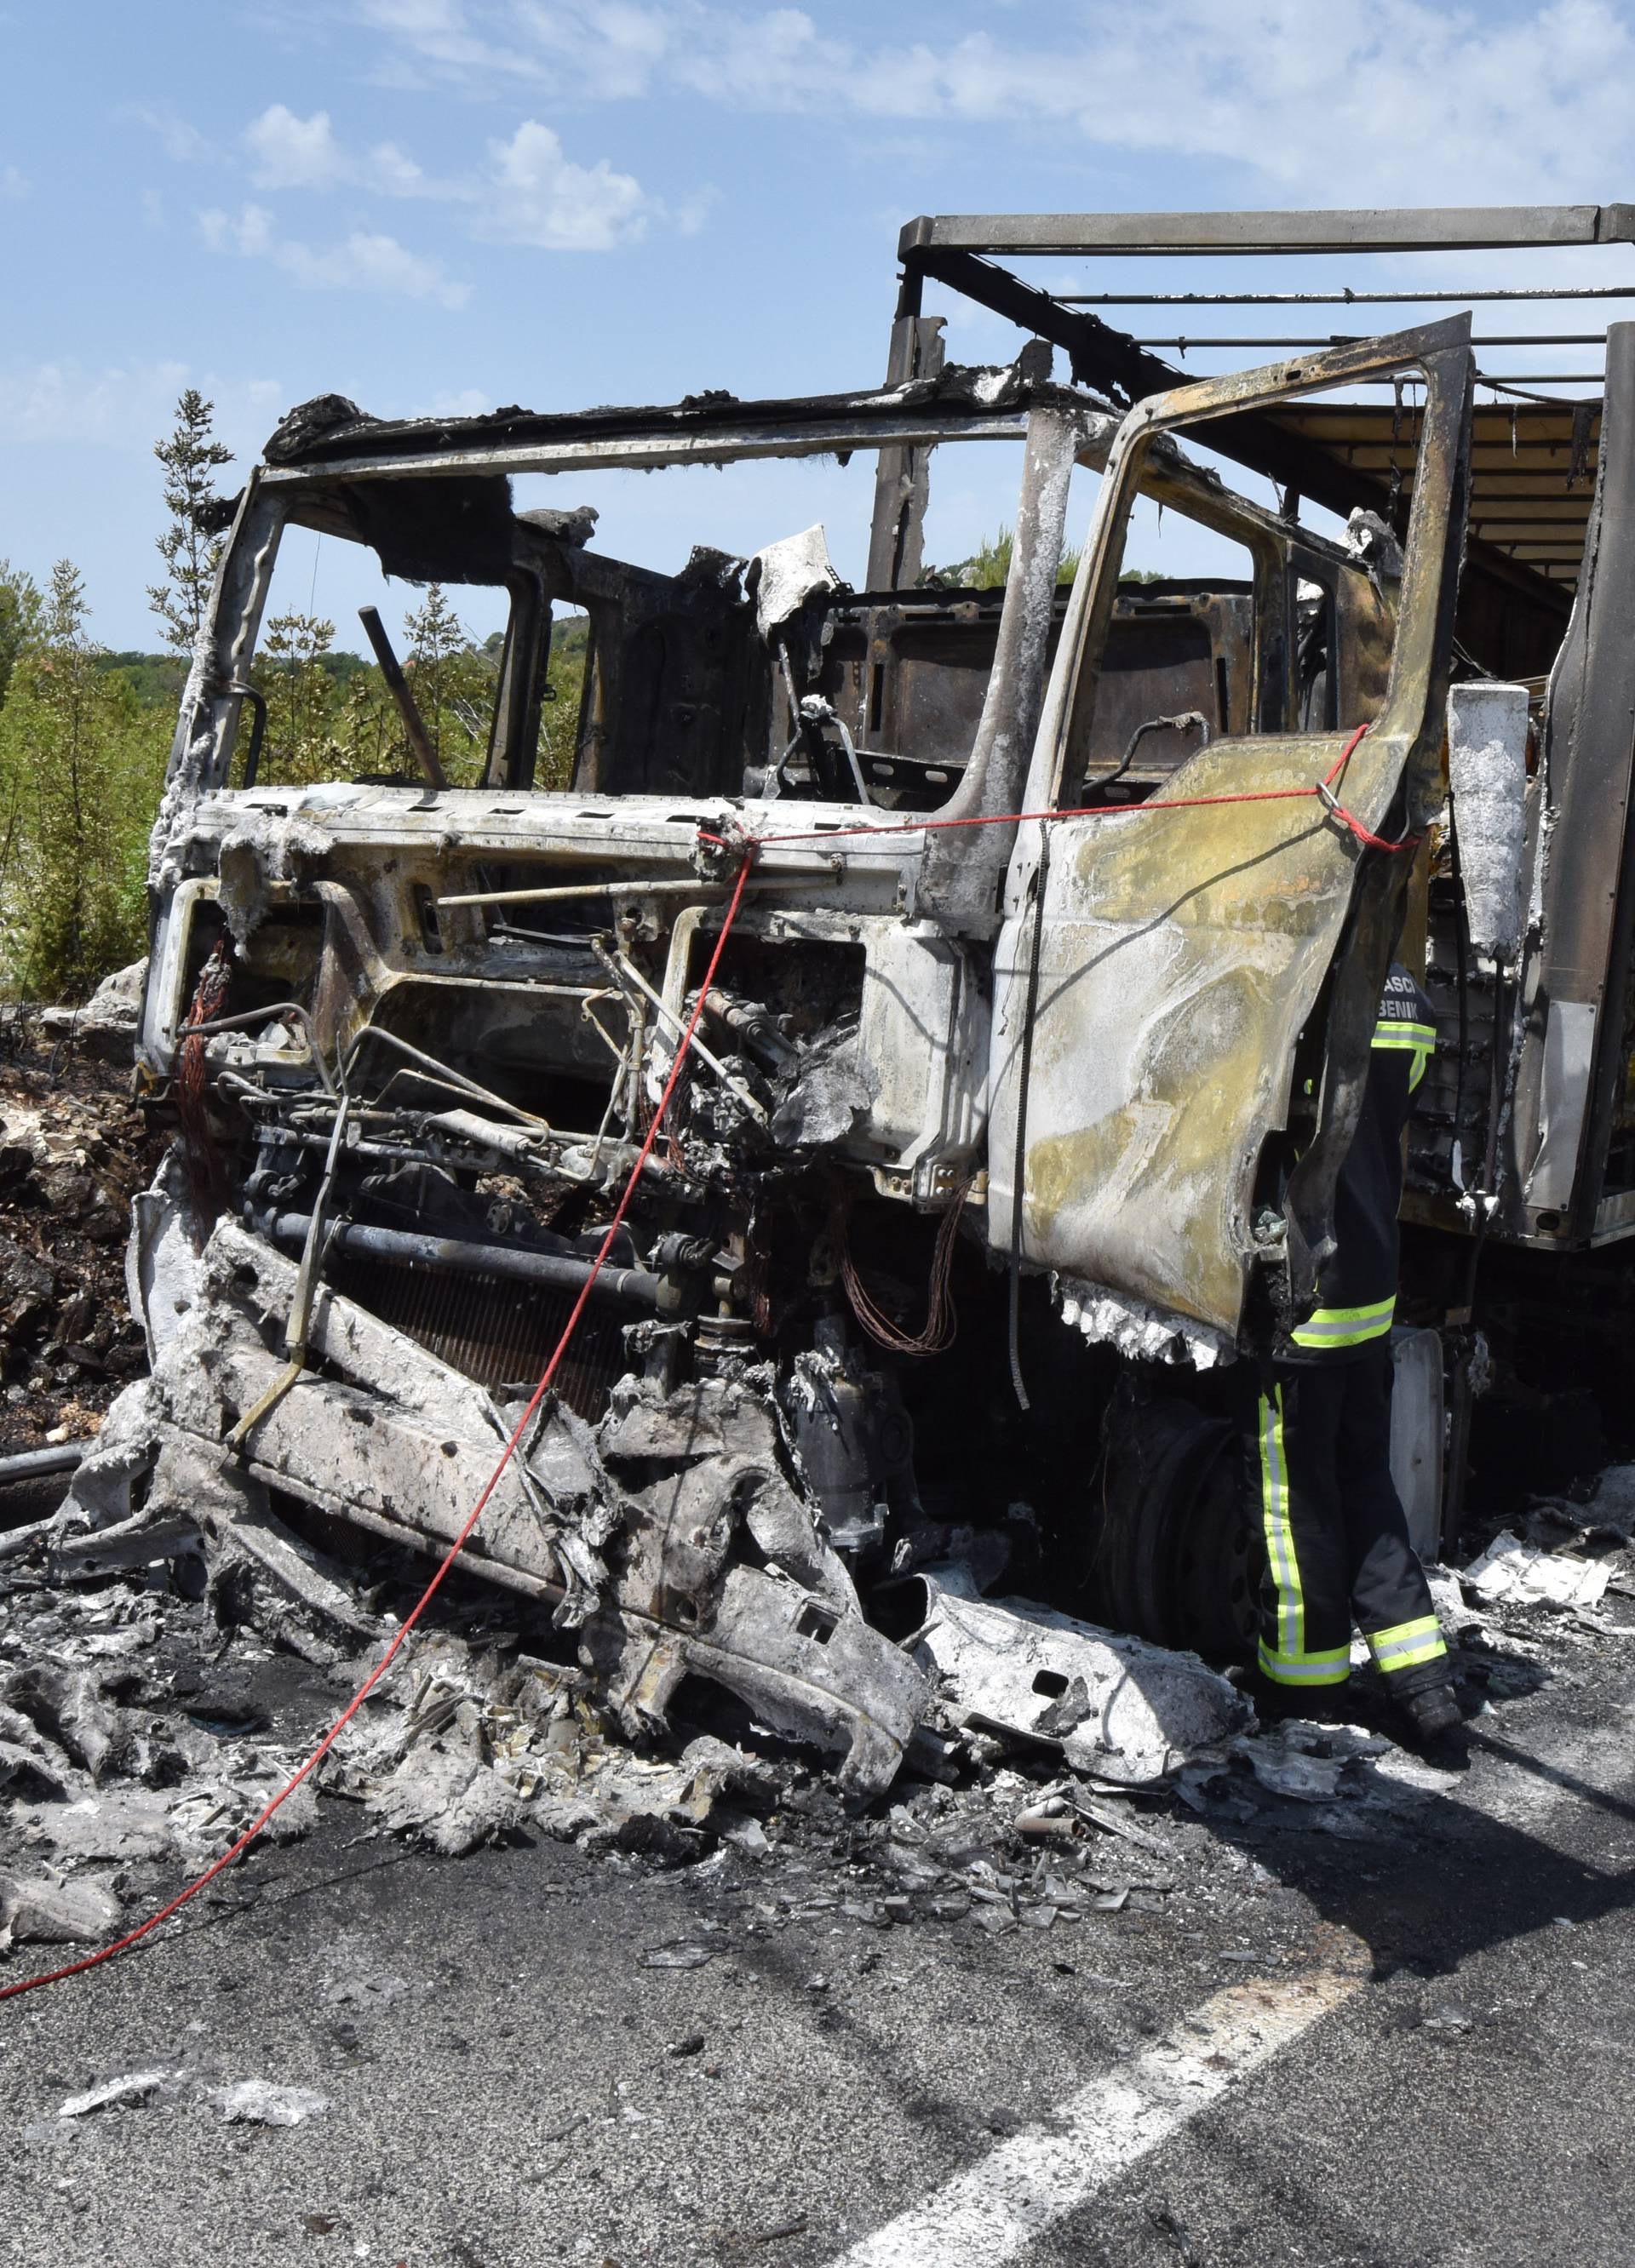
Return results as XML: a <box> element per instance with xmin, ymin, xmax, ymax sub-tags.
<box><xmin>361</xmin><ymin>0</ymin><xmax>468</xmax><ymax>26</ymax></box>
<box><xmin>129</xmin><ymin>105</ymin><xmax>220</xmax><ymax>164</ymax></box>
<box><xmin>508</xmin><ymin>1</ymin><xmax>672</xmax><ymax>100</ymax></box>
<box><xmin>355</xmin><ymin>0</ymin><xmax>536</xmax><ymax>80</ymax></box>
<box><xmin>366</xmin><ymin>139</ymin><xmax>433</xmax><ymax>195</ymax></box>
<box><xmin>198</xmin><ymin>202</ymin><xmax>469</xmax><ymax>306</ymax></box>
<box><xmin>427</xmin><ymin>386</ymin><xmax>491</xmax><ymax>415</ymax></box>
<box><xmin>244</xmin><ymin>104</ymin><xmax>346</xmax><ymax>191</ymax></box>
<box><xmin>1</xmin><ymin>164</ymin><xmax>26</xmax><ymax>200</ymax></box>
<box><xmin>354</xmin><ymin>0</ymin><xmax>1635</xmax><ymax>205</ymax></box>
<box><xmin>224</xmin><ymin>104</ymin><xmax>664</xmax><ymax>253</ymax></box>
<box><xmin>0</xmin><ymin>358</ymin><xmax>188</xmax><ymax>446</ymax></box>
<box><xmin>479</xmin><ymin>120</ymin><xmax>651</xmax><ymax>249</ymax></box>
<box><xmin>0</xmin><ymin>359</ymin><xmax>279</xmax><ymax>454</ymax></box>
<box><xmin>302</xmin><ymin>226</ymin><xmax>468</xmax><ymax>300</ymax></box>
<box><xmin>199</xmin><ymin>203</ymin><xmax>274</xmax><ymax>258</ymax></box>
<box><xmin>240</xmin><ymin>107</ymin><xmax>466</xmax><ymax>201</ymax></box>
<box><xmin>671</xmin><ymin>183</ymin><xmax>717</xmax><ymax>238</ymax></box>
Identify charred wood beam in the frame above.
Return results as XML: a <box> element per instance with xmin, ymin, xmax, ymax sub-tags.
<box><xmin>909</xmin><ymin>246</ymin><xmax>1572</xmax><ymax>621</ymax></box>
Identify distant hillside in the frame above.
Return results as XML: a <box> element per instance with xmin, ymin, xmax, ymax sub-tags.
<box><xmin>95</xmin><ymin>616</ymin><xmax>588</xmax><ymax>713</ymax></box>
<box><xmin>96</xmin><ymin>648</ymin><xmax>379</xmax><ymax>709</ymax></box>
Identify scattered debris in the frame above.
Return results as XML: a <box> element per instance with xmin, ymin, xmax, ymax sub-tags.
<box><xmin>1231</xmin><ymin>1721</ymin><xmax>1389</xmax><ymax>1803</ymax></box>
<box><xmin>1463</xmin><ymin>1530</ymin><xmax>1612</xmax><ymax>1612</ymax></box>
<box><xmin>207</xmin><ymin>2079</ymin><xmax>330</xmax><ymax>2127</ymax></box>
<box><xmin>59</xmin><ymin>2070</ymin><xmax>185</xmax><ymax>2118</ymax></box>
<box><xmin>38</xmin><ymin>959</ymin><xmax>146</xmax><ymax>1067</ymax></box>
<box><xmin>51</xmin><ymin>2066</ymin><xmax>328</xmax><ymax>2129</ymax></box>
<box><xmin>1420</xmin><ymin>2001</ymin><xmax>1477</xmax><ymax>2036</ymax></box>
<box><xmin>0</xmin><ymin>1870</ymin><xmax>122</xmax><ymax>1948</ymax></box>
<box><xmin>0</xmin><ymin>1038</ymin><xmax>157</xmax><ymax>1456</ymax></box>
<box><xmin>909</xmin><ymin>1565</ymin><xmax>1251</xmax><ymax>1784</ymax></box>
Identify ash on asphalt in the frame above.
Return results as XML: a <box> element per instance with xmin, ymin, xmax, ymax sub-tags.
<box><xmin>5</xmin><ymin>1589</ymin><xmax>1635</xmax><ymax>2268</ymax></box>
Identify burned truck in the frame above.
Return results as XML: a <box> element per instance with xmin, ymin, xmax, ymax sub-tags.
<box><xmin>99</xmin><ymin>205</ymin><xmax>1635</xmax><ymax>1793</ymax></box>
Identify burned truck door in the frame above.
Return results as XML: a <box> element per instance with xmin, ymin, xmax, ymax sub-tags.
<box><xmin>986</xmin><ymin>322</ymin><xmax>1474</xmax><ymax>1348</ymax></box>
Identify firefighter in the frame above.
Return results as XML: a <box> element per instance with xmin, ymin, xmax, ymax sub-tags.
<box><xmin>1247</xmin><ymin>962</ymin><xmax>1462</xmax><ymax>1746</ymax></box>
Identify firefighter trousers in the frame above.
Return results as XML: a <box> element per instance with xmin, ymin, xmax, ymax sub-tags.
<box><xmin>1244</xmin><ymin>1346</ymin><xmax>1450</xmax><ymax>1695</ymax></box>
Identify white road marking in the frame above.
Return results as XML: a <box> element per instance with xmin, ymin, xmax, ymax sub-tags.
<box><xmin>824</xmin><ymin>1695</ymin><xmax>1635</xmax><ymax>2267</ymax></box>
<box><xmin>824</xmin><ymin>1966</ymin><xmax>1361</xmax><ymax>2268</ymax></box>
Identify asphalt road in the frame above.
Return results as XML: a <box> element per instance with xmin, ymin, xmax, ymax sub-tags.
<box><xmin>5</xmin><ymin>1637</ymin><xmax>1635</xmax><ymax>2268</ymax></box>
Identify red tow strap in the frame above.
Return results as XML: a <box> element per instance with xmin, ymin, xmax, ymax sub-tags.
<box><xmin>703</xmin><ymin>722</ymin><xmax>1412</xmax><ymax>857</ymax></box>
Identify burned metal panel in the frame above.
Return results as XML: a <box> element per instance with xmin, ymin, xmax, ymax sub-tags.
<box><xmin>896</xmin><ymin>225</ymin><xmax>1572</xmax><ymax>649</ymax></box>
<box><xmin>817</xmin><ymin>585</ymin><xmax>1254</xmax><ymax>810</ymax></box>
<box><xmin>866</xmin><ymin>314</ymin><xmax>946</xmax><ymax>591</ymax></box>
<box><xmin>256</xmin><ymin>384</ymin><xmax>1042</xmax><ymax>487</ymax></box>
<box><xmin>900</xmin><ymin>209</ymin><xmax>1635</xmax><ymax>256</ymax></box>
<box><xmin>559</xmin><ymin>545</ymin><xmax>766</xmax><ymax>801</ymax></box>
<box><xmin>917</xmin><ymin>401</ymin><xmax>1091</xmax><ymax>930</ymax></box>
<box><xmin>1517</xmin><ymin>324</ymin><xmax>1635</xmax><ymax>1239</ymax></box>
<box><xmin>985</xmin><ymin>324</ymin><xmax>1473</xmax><ymax>1339</ymax></box>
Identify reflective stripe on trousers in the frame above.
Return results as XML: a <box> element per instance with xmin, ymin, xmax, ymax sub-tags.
<box><xmin>1365</xmin><ymin>1612</ymin><xmax>1449</xmax><ymax>1677</ymax></box>
<box><xmin>1289</xmin><ymin>1295</ymin><xmax>1397</xmax><ymax>1352</ymax></box>
<box><xmin>1257</xmin><ymin>1386</ymin><xmax>1352</xmax><ymax>1687</ymax></box>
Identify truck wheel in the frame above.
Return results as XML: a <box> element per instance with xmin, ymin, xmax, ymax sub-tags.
<box><xmin>1089</xmin><ymin>1394</ymin><xmax>1259</xmax><ymax>1663</ymax></box>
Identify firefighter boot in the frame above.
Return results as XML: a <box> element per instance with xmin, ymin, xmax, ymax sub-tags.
<box><xmin>1399</xmin><ymin>1677</ymin><xmax>1467</xmax><ymax>1763</ymax></box>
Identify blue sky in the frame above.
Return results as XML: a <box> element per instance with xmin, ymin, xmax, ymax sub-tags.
<box><xmin>3</xmin><ymin>0</ymin><xmax>1634</xmax><ymax>648</ymax></box>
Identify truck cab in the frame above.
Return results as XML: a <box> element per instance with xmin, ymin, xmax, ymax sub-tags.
<box><xmin>129</xmin><ymin>207</ymin><xmax>1635</xmax><ymax>1758</ymax></box>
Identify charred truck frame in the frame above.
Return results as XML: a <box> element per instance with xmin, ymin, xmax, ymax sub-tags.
<box><xmin>112</xmin><ymin>205</ymin><xmax>1635</xmax><ymax>1791</ymax></box>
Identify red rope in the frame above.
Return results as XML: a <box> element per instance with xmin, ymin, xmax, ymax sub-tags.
<box><xmin>705</xmin><ymin>722</ymin><xmax>1415</xmax><ymax>857</ymax></box>
<box><xmin>0</xmin><ymin>860</ymin><xmax>755</xmax><ymax>2005</ymax></box>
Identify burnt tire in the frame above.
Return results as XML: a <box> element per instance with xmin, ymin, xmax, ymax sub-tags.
<box><xmin>1087</xmin><ymin>1392</ymin><xmax>1259</xmax><ymax>1664</ymax></box>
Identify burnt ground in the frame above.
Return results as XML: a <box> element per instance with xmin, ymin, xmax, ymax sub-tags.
<box><xmin>1</xmin><ymin>1578</ymin><xmax>1633</xmax><ymax>2268</ymax></box>
<box><xmin>0</xmin><ymin>1022</ymin><xmax>159</xmax><ymax>1458</ymax></box>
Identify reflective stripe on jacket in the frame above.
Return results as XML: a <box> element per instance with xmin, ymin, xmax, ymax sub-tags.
<box><xmin>1286</xmin><ymin>965</ymin><xmax>1434</xmax><ymax>1361</ymax></box>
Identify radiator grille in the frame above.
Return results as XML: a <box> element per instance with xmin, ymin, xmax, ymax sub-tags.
<box><xmin>327</xmin><ymin>1251</ymin><xmax>628</xmax><ymax>1423</ymax></box>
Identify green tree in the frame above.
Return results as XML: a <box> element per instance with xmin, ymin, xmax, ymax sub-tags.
<box><xmin>0</xmin><ymin>559</ymin><xmax>42</xmax><ymax>713</ymax></box>
<box><xmin>336</xmin><ymin>662</ymin><xmax>398</xmax><ymax>781</ymax></box>
<box><xmin>536</xmin><ymin>612</ymin><xmax>588</xmax><ymax>791</ymax></box>
<box><xmin>147</xmin><ymin>389</ymin><xmax>235</xmax><ymax>656</ymax></box>
<box><xmin>402</xmin><ymin>584</ymin><xmax>496</xmax><ymax>784</ymax></box>
<box><xmin>0</xmin><ymin>562</ymin><xmax>167</xmax><ymax>998</ymax></box>
<box><xmin>252</xmin><ymin>610</ymin><xmax>339</xmax><ymax>787</ymax></box>
<box><xmin>919</xmin><ymin>524</ymin><xmax>1081</xmax><ymax>590</ymax></box>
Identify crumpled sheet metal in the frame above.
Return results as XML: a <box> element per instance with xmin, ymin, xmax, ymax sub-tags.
<box><xmin>60</xmin><ymin>1160</ymin><xmax>926</xmax><ymax>1801</ymax></box>
<box><xmin>327</xmin><ymin>1629</ymin><xmax>783</xmax><ymax>1857</ymax></box>
<box><xmin>910</xmin><ymin>1563</ymin><xmax>1251</xmax><ymax>1784</ymax></box>
<box><xmin>102</xmin><ymin>1208</ymin><xmax>600</xmax><ymax>1624</ymax></box>
<box><xmin>585</xmin><ymin>1376</ymin><xmax>927</xmax><ymax>1796</ymax></box>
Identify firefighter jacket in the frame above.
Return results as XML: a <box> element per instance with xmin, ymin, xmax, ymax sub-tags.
<box><xmin>1284</xmin><ymin>963</ymin><xmax>1435</xmax><ymax>1360</ymax></box>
